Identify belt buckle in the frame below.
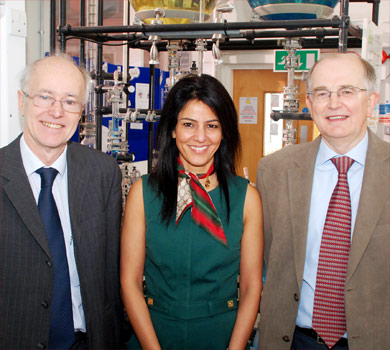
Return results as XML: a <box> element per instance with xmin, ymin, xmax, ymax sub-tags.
<box><xmin>316</xmin><ymin>333</ymin><xmax>325</xmax><ymax>345</ymax></box>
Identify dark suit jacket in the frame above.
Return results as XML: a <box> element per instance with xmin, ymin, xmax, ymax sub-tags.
<box><xmin>256</xmin><ymin>130</ymin><xmax>390</xmax><ymax>350</ymax></box>
<box><xmin>0</xmin><ymin>135</ymin><xmax>124</xmax><ymax>349</ymax></box>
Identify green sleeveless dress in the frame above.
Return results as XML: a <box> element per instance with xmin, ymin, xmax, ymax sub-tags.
<box><xmin>128</xmin><ymin>174</ymin><xmax>248</xmax><ymax>350</ymax></box>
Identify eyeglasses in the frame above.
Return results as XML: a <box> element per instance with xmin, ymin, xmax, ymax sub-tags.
<box><xmin>23</xmin><ymin>92</ymin><xmax>83</xmax><ymax>113</ymax></box>
<box><xmin>307</xmin><ymin>86</ymin><xmax>367</xmax><ymax>102</ymax></box>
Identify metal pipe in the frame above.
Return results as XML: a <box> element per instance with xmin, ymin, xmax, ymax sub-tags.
<box><xmin>59</xmin><ymin>18</ymin><xmax>341</xmax><ymax>36</ymax></box>
<box><xmin>59</xmin><ymin>0</ymin><xmax>66</xmax><ymax>52</ymax></box>
<box><xmin>338</xmin><ymin>0</ymin><xmax>350</xmax><ymax>52</ymax></box>
<box><xmin>148</xmin><ymin>65</ymin><xmax>156</xmax><ymax>173</ymax></box>
<box><xmin>372</xmin><ymin>0</ymin><xmax>380</xmax><ymax>25</ymax></box>
<box><xmin>95</xmin><ymin>0</ymin><xmax>104</xmax><ymax>150</ymax></box>
<box><xmin>271</xmin><ymin>111</ymin><xmax>312</xmax><ymax>121</ymax></box>
<box><xmin>65</xmin><ymin>28</ymin><xmax>341</xmax><ymax>43</ymax></box>
<box><xmin>79</xmin><ymin>0</ymin><xmax>86</xmax><ymax>68</ymax></box>
<box><xmin>242</xmin><ymin>28</ymin><xmax>340</xmax><ymax>39</ymax></box>
<box><xmin>123</xmin><ymin>0</ymin><xmax>130</xmax><ymax>89</ymax></box>
<box><xmin>123</xmin><ymin>0</ymin><xmax>131</xmax><ymax>145</ymax></box>
<box><xmin>98</xmin><ymin>107</ymin><xmax>160</xmax><ymax>115</ymax></box>
<box><xmin>79</xmin><ymin>0</ymin><xmax>87</xmax><ymax>141</ymax></box>
<box><xmin>49</xmin><ymin>0</ymin><xmax>56</xmax><ymax>54</ymax></box>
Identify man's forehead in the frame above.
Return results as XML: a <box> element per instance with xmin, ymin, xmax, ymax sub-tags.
<box><xmin>28</xmin><ymin>60</ymin><xmax>83</xmax><ymax>93</ymax></box>
<box><xmin>33</xmin><ymin>58</ymin><xmax>80</xmax><ymax>75</ymax></box>
<box><xmin>315</xmin><ymin>55</ymin><xmax>362</xmax><ymax>73</ymax></box>
<box><xmin>311</xmin><ymin>57</ymin><xmax>364</xmax><ymax>84</ymax></box>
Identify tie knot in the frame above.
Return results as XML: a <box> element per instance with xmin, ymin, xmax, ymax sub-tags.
<box><xmin>36</xmin><ymin>167</ymin><xmax>59</xmax><ymax>188</ymax></box>
<box><xmin>331</xmin><ymin>156</ymin><xmax>354</xmax><ymax>174</ymax></box>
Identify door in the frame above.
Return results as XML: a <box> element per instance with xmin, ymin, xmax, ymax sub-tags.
<box><xmin>232</xmin><ymin>69</ymin><xmax>313</xmax><ymax>183</ymax></box>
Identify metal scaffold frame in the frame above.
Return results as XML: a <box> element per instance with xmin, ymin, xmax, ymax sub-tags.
<box><xmin>50</xmin><ymin>0</ymin><xmax>380</xmax><ymax>158</ymax></box>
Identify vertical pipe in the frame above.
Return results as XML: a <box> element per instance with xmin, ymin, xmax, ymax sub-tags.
<box><xmin>198</xmin><ymin>0</ymin><xmax>205</xmax><ymax>76</ymax></box>
<box><xmin>97</xmin><ymin>0</ymin><xmax>103</xmax><ymax>31</ymax></box>
<box><xmin>79</xmin><ymin>0</ymin><xmax>86</xmax><ymax>140</ymax></box>
<box><xmin>95</xmin><ymin>0</ymin><xmax>104</xmax><ymax>150</ymax></box>
<box><xmin>49</xmin><ymin>0</ymin><xmax>56</xmax><ymax>54</ymax></box>
<box><xmin>338</xmin><ymin>0</ymin><xmax>349</xmax><ymax>53</ymax></box>
<box><xmin>124</xmin><ymin>0</ymin><xmax>131</xmax><ymax>144</ymax></box>
<box><xmin>126</xmin><ymin>2</ymin><xmax>130</xmax><ymax>89</ymax></box>
<box><xmin>372</xmin><ymin>0</ymin><xmax>380</xmax><ymax>25</ymax></box>
<box><xmin>148</xmin><ymin>64</ymin><xmax>156</xmax><ymax>173</ymax></box>
<box><xmin>123</xmin><ymin>0</ymin><xmax>130</xmax><ymax>106</ymax></box>
<box><xmin>80</xmin><ymin>0</ymin><xmax>86</xmax><ymax>68</ymax></box>
<box><xmin>59</xmin><ymin>0</ymin><xmax>66</xmax><ymax>52</ymax></box>
<box><xmin>199</xmin><ymin>0</ymin><xmax>204</xmax><ymax>23</ymax></box>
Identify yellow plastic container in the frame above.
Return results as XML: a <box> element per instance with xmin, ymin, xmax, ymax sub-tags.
<box><xmin>130</xmin><ymin>0</ymin><xmax>216</xmax><ymax>24</ymax></box>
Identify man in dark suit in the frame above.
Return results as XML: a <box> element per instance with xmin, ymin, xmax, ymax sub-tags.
<box><xmin>257</xmin><ymin>53</ymin><xmax>389</xmax><ymax>350</ymax></box>
<box><xmin>0</xmin><ymin>54</ymin><xmax>123</xmax><ymax>349</ymax></box>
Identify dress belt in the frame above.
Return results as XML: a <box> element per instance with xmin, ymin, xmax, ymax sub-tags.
<box><xmin>145</xmin><ymin>295</ymin><xmax>238</xmax><ymax>320</ymax></box>
<box><xmin>295</xmin><ymin>326</ymin><xmax>348</xmax><ymax>347</ymax></box>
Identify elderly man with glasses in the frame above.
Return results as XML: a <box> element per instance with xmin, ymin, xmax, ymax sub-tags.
<box><xmin>256</xmin><ymin>53</ymin><xmax>389</xmax><ymax>350</ymax></box>
<box><xmin>0</xmin><ymin>54</ymin><xmax>124</xmax><ymax>349</ymax></box>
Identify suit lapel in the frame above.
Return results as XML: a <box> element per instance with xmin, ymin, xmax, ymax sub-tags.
<box><xmin>67</xmin><ymin>143</ymin><xmax>89</xmax><ymax>247</ymax></box>
<box><xmin>347</xmin><ymin>131</ymin><xmax>390</xmax><ymax>282</ymax></box>
<box><xmin>288</xmin><ymin>137</ymin><xmax>321</xmax><ymax>288</ymax></box>
<box><xmin>1</xmin><ymin>137</ymin><xmax>51</xmax><ymax>257</ymax></box>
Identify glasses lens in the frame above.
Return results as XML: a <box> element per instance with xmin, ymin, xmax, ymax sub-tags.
<box><xmin>313</xmin><ymin>90</ymin><xmax>329</xmax><ymax>101</ymax></box>
<box><xmin>33</xmin><ymin>94</ymin><xmax>81</xmax><ymax>113</ymax></box>
<box><xmin>62</xmin><ymin>99</ymin><xmax>82</xmax><ymax>113</ymax></box>
<box><xmin>338</xmin><ymin>87</ymin><xmax>358</xmax><ymax>98</ymax></box>
<box><xmin>33</xmin><ymin>94</ymin><xmax>53</xmax><ymax>108</ymax></box>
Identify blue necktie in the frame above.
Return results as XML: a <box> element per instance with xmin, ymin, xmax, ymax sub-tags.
<box><xmin>36</xmin><ymin>167</ymin><xmax>75</xmax><ymax>349</ymax></box>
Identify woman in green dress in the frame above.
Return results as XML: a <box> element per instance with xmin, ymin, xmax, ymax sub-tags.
<box><xmin>121</xmin><ymin>74</ymin><xmax>263</xmax><ymax>350</ymax></box>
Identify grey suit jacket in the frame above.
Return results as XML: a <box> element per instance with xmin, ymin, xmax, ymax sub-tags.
<box><xmin>0</xmin><ymin>135</ymin><xmax>124</xmax><ymax>349</ymax></box>
<box><xmin>256</xmin><ymin>130</ymin><xmax>390</xmax><ymax>350</ymax></box>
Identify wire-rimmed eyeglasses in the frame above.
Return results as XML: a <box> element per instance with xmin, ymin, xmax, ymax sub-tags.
<box><xmin>307</xmin><ymin>86</ymin><xmax>367</xmax><ymax>102</ymax></box>
<box><xmin>23</xmin><ymin>92</ymin><xmax>83</xmax><ymax>113</ymax></box>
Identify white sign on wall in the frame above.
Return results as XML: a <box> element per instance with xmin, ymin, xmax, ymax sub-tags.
<box><xmin>239</xmin><ymin>97</ymin><xmax>258</xmax><ymax>124</ymax></box>
<box><xmin>135</xmin><ymin>83</ymin><xmax>150</xmax><ymax>109</ymax></box>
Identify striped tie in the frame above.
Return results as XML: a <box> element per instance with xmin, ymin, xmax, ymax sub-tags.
<box><xmin>177</xmin><ymin>158</ymin><xmax>227</xmax><ymax>247</ymax></box>
<box><xmin>312</xmin><ymin>156</ymin><xmax>354</xmax><ymax>348</ymax></box>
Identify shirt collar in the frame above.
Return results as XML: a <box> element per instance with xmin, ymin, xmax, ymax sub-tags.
<box><xmin>20</xmin><ymin>134</ymin><xmax>67</xmax><ymax>177</ymax></box>
<box><xmin>316</xmin><ymin>131</ymin><xmax>368</xmax><ymax>167</ymax></box>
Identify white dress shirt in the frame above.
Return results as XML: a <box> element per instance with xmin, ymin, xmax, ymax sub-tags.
<box><xmin>20</xmin><ymin>135</ymin><xmax>86</xmax><ymax>332</ymax></box>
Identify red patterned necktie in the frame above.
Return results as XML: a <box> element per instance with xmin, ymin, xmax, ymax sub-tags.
<box><xmin>176</xmin><ymin>157</ymin><xmax>227</xmax><ymax>247</ymax></box>
<box><xmin>312</xmin><ymin>156</ymin><xmax>354</xmax><ymax>348</ymax></box>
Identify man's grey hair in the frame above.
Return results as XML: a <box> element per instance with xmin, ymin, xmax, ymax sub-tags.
<box><xmin>19</xmin><ymin>53</ymin><xmax>91</xmax><ymax>105</ymax></box>
<box><xmin>306</xmin><ymin>53</ymin><xmax>377</xmax><ymax>93</ymax></box>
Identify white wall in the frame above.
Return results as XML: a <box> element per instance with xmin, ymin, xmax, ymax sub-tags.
<box><xmin>0</xmin><ymin>0</ymin><xmax>26</xmax><ymax>147</ymax></box>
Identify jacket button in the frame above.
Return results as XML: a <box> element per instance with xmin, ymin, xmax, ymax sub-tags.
<box><xmin>282</xmin><ymin>335</ymin><xmax>290</xmax><ymax>342</ymax></box>
<box><xmin>46</xmin><ymin>260</ymin><xmax>52</xmax><ymax>267</ymax></box>
<box><xmin>41</xmin><ymin>301</ymin><xmax>49</xmax><ymax>308</ymax></box>
<box><xmin>37</xmin><ymin>342</ymin><xmax>46</xmax><ymax>349</ymax></box>
<box><xmin>294</xmin><ymin>293</ymin><xmax>299</xmax><ymax>301</ymax></box>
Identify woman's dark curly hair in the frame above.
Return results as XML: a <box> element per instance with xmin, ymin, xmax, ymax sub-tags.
<box><xmin>149</xmin><ymin>74</ymin><xmax>241</xmax><ymax>224</ymax></box>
